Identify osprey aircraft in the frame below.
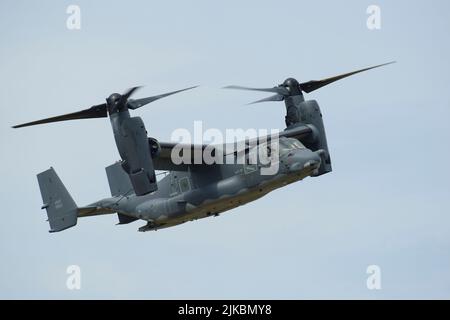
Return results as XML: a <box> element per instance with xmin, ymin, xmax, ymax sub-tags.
<box><xmin>13</xmin><ymin>62</ymin><xmax>394</xmax><ymax>232</ymax></box>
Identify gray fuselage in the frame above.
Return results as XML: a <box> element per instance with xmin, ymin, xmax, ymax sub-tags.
<box><xmin>94</xmin><ymin>137</ymin><xmax>322</xmax><ymax>231</ymax></box>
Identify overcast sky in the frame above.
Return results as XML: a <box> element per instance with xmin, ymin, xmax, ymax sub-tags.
<box><xmin>1</xmin><ymin>0</ymin><xmax>449</xmax><ymax>299</ymax></box>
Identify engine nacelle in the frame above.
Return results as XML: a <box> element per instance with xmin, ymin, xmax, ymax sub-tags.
<box><xmin>148</xmin><ymin>137</ymin><xmax>161</xmax><ymax>158</ymax></box>
<box><xmin>285</xmin><ymin>99</ymin><xmax>332</xmax><ymax>176</ymax></box>
<box><xmin>111</xmin><ymin>114</ymin><xmax>157</xmax><ymax>196</ymax></box>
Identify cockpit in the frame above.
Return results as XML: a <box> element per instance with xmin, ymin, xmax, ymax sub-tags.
<box><xmin>278</xmin><ymin>137</ymin><xmax>306</xmax><ymax>156</ymax></box>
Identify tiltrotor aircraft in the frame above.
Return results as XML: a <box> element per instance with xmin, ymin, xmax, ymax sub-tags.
<box><xmin>13</xmin><ymin>62</ymin><xmax>393</xmax><ymax>232</ymax></box>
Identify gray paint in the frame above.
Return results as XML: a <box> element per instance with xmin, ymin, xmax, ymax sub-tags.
<box><xmin>37</xmin><ymin>95</ymin><xmax>328</xmax><ymax>232</ymax></box>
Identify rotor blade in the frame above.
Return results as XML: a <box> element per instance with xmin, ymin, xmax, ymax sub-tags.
<box><xmin>247</xmin><ymin>94</ymin><xmax>285</xmax><ymax>105</ymax></box>
<box><xmin>223</xmin><ymin>85</ymin><xmax>289</xmax><ymax>96</ymax></box>
<box><xmin>119</xmin><ymin>86</ymin><xmax>142</xmax><ymax>105</ymax></box>
<box><xmin>12</xmin><ymin>103</ymin><xmax>107</xmax><ymax>128</ymax></box>
<box><xmin>127</xmin><ymin>86</ymin><xmax>198</xmax><ymax>110</ymax></box>
<box><xmin>299</xmin><ymin>61</ymin><xmax>396</xmax><ymax>93</ymax></box>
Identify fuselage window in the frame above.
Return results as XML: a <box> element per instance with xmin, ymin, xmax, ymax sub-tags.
<box><xmin>179</xmin><ymin>177</ymin><xmax>191</xmax><ymax>193</ymax></box>
<box><xmin>170</xmin><ymin>175</ymin><xmax>180</xmax><ymax>195</ymax></box>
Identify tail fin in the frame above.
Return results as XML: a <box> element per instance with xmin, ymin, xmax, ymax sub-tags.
<box><xmin>105</xmin><ymin>162</ymin><xmax>134</xmax><ymax>197</ymax></box>
<box><xmin>106</xmin><ymin>162</ymin><xmax>138</xmax><ymax>225</ymax></box>
<box><xmin>37</xmin><ymin>168</ymin><xmax>77</xmax><ymax>233</ymax></box>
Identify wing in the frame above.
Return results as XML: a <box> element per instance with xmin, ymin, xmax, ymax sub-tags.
<box><xmin>153</xmin><ymin>125</ymin><xmax>312</xmax><ymax>171</ymax></box>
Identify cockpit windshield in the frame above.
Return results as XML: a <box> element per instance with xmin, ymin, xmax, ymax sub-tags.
<box><xmin>247</xmin><ymin>137</ymin><xmax>306</xmax><ymax>161</ymax></box>
<box><xmin>278</xmin><ymin>137</ymin><xmax>305</xmax><ymax>155</ymax></box>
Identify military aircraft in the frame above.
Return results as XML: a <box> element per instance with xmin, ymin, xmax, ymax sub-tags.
<box><xmin>13</xmin><ymin>62</ymin><xmax>394</xmax><ymax>232</ymax></box>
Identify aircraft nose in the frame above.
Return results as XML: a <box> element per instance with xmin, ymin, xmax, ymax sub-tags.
<box><xmin>287</xmin><ymin>149</ymin><xmax>322</xmax><ymax>173</ymax></box>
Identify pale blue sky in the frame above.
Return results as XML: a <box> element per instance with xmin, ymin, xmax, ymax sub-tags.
<box><xmin>0</xmin><ymin>0</ymin><xmax>449</xmax><ymax>299</ymax></box>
